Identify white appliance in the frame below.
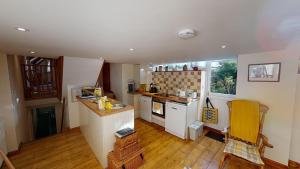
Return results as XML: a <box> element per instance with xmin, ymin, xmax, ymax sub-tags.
<box><xmin>0</xmin><ymin>118</ymin><xmax>7</xmax><ymax>166</ymax></box>
<box><xmin>177</xmin><ymin>89</ymin><xmax>186</xmax><ymax>97</ymax></box>
<box><xmin>165</xmin><ymin>101</ymin><xmax>198</xmax><ymax>139</ymax></box>
<box><xmin>152</xmin><ymin>97</ymin><xmax>166</xmax><ymax>118</ymax></box>
<box><xmin>139</xmin><ymin>96</ymin><xmax>152</xmax><ymax>122</ymax></box>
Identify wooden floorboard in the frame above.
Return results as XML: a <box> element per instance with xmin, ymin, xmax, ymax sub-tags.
<box><xmin>3</xmin><ymin>119</ymin><xmax>276</xmax><ymax>169</ymax></box>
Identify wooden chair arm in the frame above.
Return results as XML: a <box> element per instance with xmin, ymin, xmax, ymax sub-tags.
<box><xmin>261</xmin><ymin>134</ymin><xmax>273</xmax><ymax>148</ymax></box>
<box><xmin>0</xmin><ymin>150</ymin><xmax>15</xmax><ymax>169</ymax></box>
<box><xmin>258</xmin><ymin>133</ymin><xmax>273</xmax><ymax>156</ymax></box>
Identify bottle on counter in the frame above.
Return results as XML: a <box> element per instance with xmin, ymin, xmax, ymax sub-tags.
<box><xmin>98</xmin><ymin>99</ymin><xmax>104</xmax><ymax>110</ymax></box>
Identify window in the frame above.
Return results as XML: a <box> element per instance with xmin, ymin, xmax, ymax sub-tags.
<box><xmin>210</xmin><ymin>60</ymin><xmax>237</xmax><ymax>95</ymax></box>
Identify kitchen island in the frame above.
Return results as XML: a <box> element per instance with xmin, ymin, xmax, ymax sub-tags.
<box><xmin>77</xmin><ymin>97</ymin><xmax>134</xmax><ymax>168</ymax></box>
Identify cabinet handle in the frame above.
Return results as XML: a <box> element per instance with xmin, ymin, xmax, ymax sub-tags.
<box><xmin>172</xmin><ymin>107</ymin><xmax>177</xmax><ymax>110</ymax></box>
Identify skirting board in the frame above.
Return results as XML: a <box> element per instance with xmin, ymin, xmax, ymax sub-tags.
<box><xmin>203</xmin><ymin>126</ymin><xmax>224</xmax><ymax>135</ymax></box>
<box><xmin>289</xmin><ymin>160</ymin><xmax>300</xmax><ymax>169</ymax></box>
<box><xmin>262</xmin><ymin>157</ymin><xmax>288</xmax><ymax>169</ymax></box>
<box><xmin>7</xmin><ymin>142</ymin><xmax>22</xmax><ymax>157</ymax></box>
<box><xmin>63</xmin><ymin>126</ymin><xmax>80</xmax><ymax>132</ymax></box>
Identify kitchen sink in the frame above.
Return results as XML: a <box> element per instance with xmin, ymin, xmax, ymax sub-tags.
<box><xmin>111</xmin><ymin>103</ymin><xmax>126</xmax><ymax>109</ymax></box>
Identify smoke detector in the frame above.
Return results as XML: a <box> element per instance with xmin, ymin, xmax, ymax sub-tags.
<box><xmin>178</xmin><ymin>29</ymin><xmax>197</xmax><ymax>39</ymax></box>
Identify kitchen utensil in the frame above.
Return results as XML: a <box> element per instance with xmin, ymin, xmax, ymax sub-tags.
<box><xmin>178</xmin><ymin>90</ymin><xmax>186</xmax><ymax>97</ymax></box>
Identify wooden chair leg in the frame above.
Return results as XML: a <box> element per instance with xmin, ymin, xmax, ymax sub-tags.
<box><xmin>219</xmin><ymin>153</ymin><xmax>229</xmax><ymax>169</ymax></box>
<box><xmin>0</xmin><ymin>150</ymin><xmax>15</xmax><ymax>169</ymax></box>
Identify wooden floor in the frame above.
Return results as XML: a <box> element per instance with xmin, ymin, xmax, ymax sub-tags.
<box><xmin>3</xmin><ymin>119</ymin><xmax>276</xmax><ymax>169</ymax></box>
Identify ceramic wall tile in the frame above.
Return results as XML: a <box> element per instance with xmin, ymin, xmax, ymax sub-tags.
<box><xmin>152</xmin><ymin>71</ymin><xmax>201</xmax><ymax>95</ymax></box>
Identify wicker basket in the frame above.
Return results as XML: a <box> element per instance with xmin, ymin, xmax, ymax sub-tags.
<box><xmin>108</xmin><ymin>148</ymin><xmax>144</xmax><ymax>169</ymax></box>
<box><xmin>114</xmin><ymin>141</ymin><xmax>140</xmax><ymax>160</ymax></box>
<box><xmin>115</xmin><ymin>132</ymin><xmax>139</xmax><ymax>148</ymax></box>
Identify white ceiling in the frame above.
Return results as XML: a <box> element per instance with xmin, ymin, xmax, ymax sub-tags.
<box><xmin>0</xmin><ymin>0</ymin><xmax>299</xmax><ymax>64</ymax></box>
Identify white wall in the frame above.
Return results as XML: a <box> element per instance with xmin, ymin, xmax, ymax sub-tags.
<box><xmin>110</xmin><ymin>63</ymin><xmax>140</xmax><ymax>104</ymax></box>
<box><xmin>7</xmin><ymin>55</ymin><xmax>31</xmax><ymax>144</ymax></box>
<box><xmin>62</xmin><ymin>56</ymin><xmax>104</xmax><ymax>97</ymax></box>
<box><xmin>0</xmin><ymin>54</ymin><xmax>19</xmax><ymax>152</ymax></box>
<box><xmin>288</xmin><ymin>40</ymin><xmax>300</xmax><ymax>163</ymax></box>
<box><xmin>110</xmin><ymin>63</ymin><xmax>123</xmax><ymax>100</ymax></box>
<box><xmin>139</xmin><ymin>64</ymin><xmax>153</xmax><ymax>91</ymax></box>
<box><xmin>122</xmin><ymin>64</ymin><xmax>135</xmax><ymax>104</ymax></box>
<box><xmin>63</xmin><ymin>56</ymin><xmax>104</xmax><ymax>128</ymax></box>
<box><xmin>133</xmin><ymin>64</ymin><xmax>140</xmax><ymax>87</ymax></box>
<box><xmin>290</xmin><ymin>75</ymin><xmax>300</xmax><ymax>162</ymax></box>
<box><xmin>236</xmin><ymin>50</ymin><xmax>298</xmax><ymax>165</ymax></box>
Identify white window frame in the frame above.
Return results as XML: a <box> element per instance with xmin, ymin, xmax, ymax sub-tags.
<box><xmin>206</xmin><ymin>60</ymin><xmax>237</xmax><ymax>98</ymax></box>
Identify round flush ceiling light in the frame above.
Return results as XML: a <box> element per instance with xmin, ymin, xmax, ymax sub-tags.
<box><xmin>129</xmin><ymin>48</ymin><xmax>134</xmax><ymax>51</ymax></box>
<box><xmin>29</xmin><ymin>51</ymin><xmax>36</xmax><ymax>54</ymax></box>
<box><xmin>178</xmin><ymin>29</ymin><xmax>197</xmax><ymax>39</ymax></box>
<box><xmin>15</xmin><ymin>27</ymin><xmax>29</xmax><ymax>32</ymax></box>
<box><xmin>221</xmin><ymin>45</ymin><xmax>227</xmax><ymax>49</ymax></box>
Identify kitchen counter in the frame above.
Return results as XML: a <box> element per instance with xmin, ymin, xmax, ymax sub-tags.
<box><xmin>77</xmin><ymin>97</ymin><xmax>134</xmax><ymax>117</ymax></box>
<box><xmin>141</xmin><ymin>92</ymin><xmax>198</xmax><ymax>104</ymax></box>
<box><xmin>77</xmin><ymin>96</ymin><xmax>134</xmax><ymax>168</ymax></box>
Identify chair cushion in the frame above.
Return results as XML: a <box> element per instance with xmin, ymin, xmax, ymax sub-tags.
<box><xmin>224</xmin><ymin>139</ymin><xmax>264</xmax><ymax>165</ymax></box>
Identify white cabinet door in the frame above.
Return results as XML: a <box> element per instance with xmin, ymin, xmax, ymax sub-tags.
<box><xmin>139</xmin><ymin>96</ymin><xmax>152</xmax><ymax>122</ymax></box>
<box><xmin>165</xmin><ymin>102</ymin><xmax>187</xmax><ymax>139</ymax></box>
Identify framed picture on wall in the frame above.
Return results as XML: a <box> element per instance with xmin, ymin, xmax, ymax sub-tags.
<box><xmin>248</xmin><ymin>62</ymin><xmax>281</xmax><ymax>82</ymax></box>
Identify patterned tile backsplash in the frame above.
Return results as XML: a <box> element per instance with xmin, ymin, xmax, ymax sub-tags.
<box><xmin>152</xmin><ymin>71</ymin><xmax>201</xmax><ymax>95</ymax></box>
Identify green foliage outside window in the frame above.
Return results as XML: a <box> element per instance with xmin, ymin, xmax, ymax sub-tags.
<box><xmin>210</xmin><ymin>61</ymin><xmax>237</xmax><ymax>95</ymax></box>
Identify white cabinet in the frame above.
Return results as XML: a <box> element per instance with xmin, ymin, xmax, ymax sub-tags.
<box><xmin>165</xmin><ymin>102</ymin><xmax>187</xmax><ymax>139</ymax></box>
<box><xmin>128</xmin><ymin>94</ymin><xmax>141</xmax><ymax>119</ymax></box>
<box><xmin>139</xmin><ymin>96</ymin><xmax>152</xmax><ymax>122</ymax></box>
<box><xmin>78</xmin><ymin>102</ymin><xmax>134</xmax><ymax>168</ymax></box>
<box><xmin>165</xmin><ymin>101</ymin><xmax>198</xmax><ymax>139</ymax></box>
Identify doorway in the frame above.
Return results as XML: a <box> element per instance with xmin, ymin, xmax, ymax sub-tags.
<box><xmin>33</xmin><ymin>106</ymin><xmax>57</xmax><ymax>139</ymax></box>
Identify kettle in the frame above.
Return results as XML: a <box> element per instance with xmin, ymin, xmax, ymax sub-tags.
<box><xmin>149</xmin><ymin>83</ymin><xmax>158</xmax><ymax>93</ymax></box>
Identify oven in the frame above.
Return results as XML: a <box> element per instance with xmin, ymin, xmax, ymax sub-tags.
<box><xmin>152</xmin><ymin>97</ymin><xmax>166</xmax><ymax>118</ymax></box>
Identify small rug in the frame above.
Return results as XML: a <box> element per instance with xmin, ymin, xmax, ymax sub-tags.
<box><xmin>205</xmin><ymin>131</ymin><xmax>225</xmax><ymax>143</ymax></box>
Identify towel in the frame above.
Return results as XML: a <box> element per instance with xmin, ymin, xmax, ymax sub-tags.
<box><xmin>231</xmin><ymin>100</ymin><xmax>260</xmax><ymax>144</ymax></box>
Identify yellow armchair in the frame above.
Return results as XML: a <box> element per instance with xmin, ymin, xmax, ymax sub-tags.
<box><xmin>219</xmin><ymin>100</ymin><xmax>273</xmax><ymax>169</ymax></box>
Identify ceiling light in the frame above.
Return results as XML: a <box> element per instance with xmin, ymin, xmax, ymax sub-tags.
<box><xmin>129</xmin><ymin>48</ymin><xmax>134</xmax><ymax>51</ymax></box>
<box><xmin>221</xmin><ymin>45</ymin><xmax>227</xmax><ymax>49</ymax></box>
<box><xmin>29</xmin><ymin>51</ymin><xmax>36</xmax><ymax>54</ymax></box>
<box><xmin>15</xmin><ymin>27</ymin><xmax>29</xmax><ymax>32</ymax></box>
